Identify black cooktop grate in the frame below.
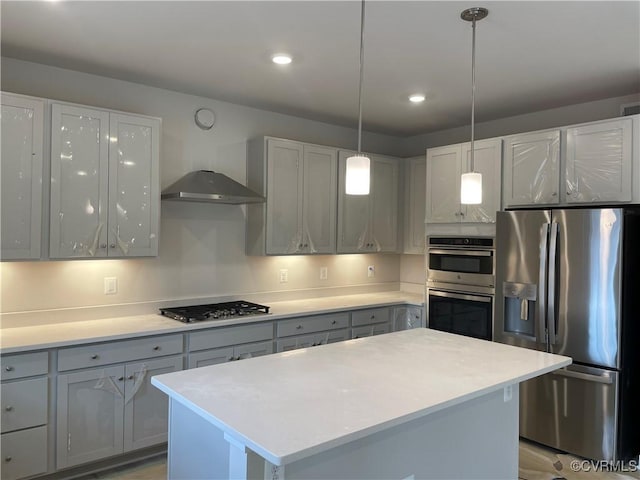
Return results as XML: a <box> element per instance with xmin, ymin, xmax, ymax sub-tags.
<box><xmin>159</xmin><ymin>301</ymin><xmax>270</xmax><ymax>323</ymax></box>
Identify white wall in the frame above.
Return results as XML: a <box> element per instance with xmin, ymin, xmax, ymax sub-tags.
<box><xmin>0</xmin><ymin>58</ymin><xmax>403</xmax><ymax>316</ymax></box>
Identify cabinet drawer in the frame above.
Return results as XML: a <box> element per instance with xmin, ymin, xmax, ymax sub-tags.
<box><xmin>277</xmin><ymin>313</ymin><xmax>349</xmax><ymax>337</ymax></box>
<box><xmin>351</xmin><ymin>308</ymin><xmax>390</xmax><ymax>327</ymax></box>
<box><xmin>188</xmin><ymin>340</ymin><xmax>274</xmax><ymax>368</ymax></box>
<box><xmin>189</xmin><ymin>322</ymin><xmax>273</xmax><ymax>352</ymax></box>
<box><xmin>352</xmin><ymin>323</ymin><xmax>390</xmax><ymax>339</ymax></box>
<box><xmin>1</xmin><ymin>351</ymin><xmax>48</xmax><ymax>380</ymax></box>
<box><xmin>58</xmin><ymin>334</ymin><xmax>183</xmax><ymax>371</ymax></box>
<box><xmin>1</xmin><ymin>426</ymin><xmax>48</xmax><ymax>480</ymax></box>
<box><xmin>1</xmin><ymin>377</ymin><xmax>48</xmax><ymax>433</ymax></box>
<box><xmin>276</xmin><ymin>329</ymin><xmax>350</xmax><ymax>352</ymax></box>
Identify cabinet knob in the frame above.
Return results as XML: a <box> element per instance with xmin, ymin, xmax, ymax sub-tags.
<box><xmin>4</xmin><ymin>366</ymin><xmax>13</xmax><ymax>372</ymax></box>
<box><xmin>551</xmin><ymin>192</ymin><xmax>557</xmax><ymax>197</ymax></box>
<box><xmin>5</xmin><ymin>406</ymin><xmax>13</xmax><ymax>412</ymax></box>
<box><xmin>370</xmin><ymin>315</ymin><xmax>375</xmax><ymax>320</ymax></box>
<box><xmin>118</xmin><ymin>376</ymin><xmax>124</xmax><ymax>382</ymax></box>
<box><xmin>331</xmin><ymin>320</ymin><xmax>337</xmax><ymax>325</ymax></box>
<box><xmin>110</xmin><ymin>244</ymin><xmax>116</xmax><ymax>249</ymax></box>
<box><xmin>99</xmin><ymin>244</ymin><xmax>107</xmax><ymax>249</ymax></box>
<box><xmin>298</xmin><ymin>244</ymin><xmax>303</xmax><ymax>249</ymax></box>
<box><xmin>296</xmin><ymin>325</ymin><xmax>303</xmax><ymax>330</ymax></box>
<box><xmin>153</xmin><ymin>346</ymin><xmax>160</xmax><ymax>351</ymax></box>
<box><xmin>460</xmin><ymin>212</ymin><xmax>465</xmax><ymax>217</ymax></box>
<box><xmin>4</xmin><ymin>457</ymin><xmax>11</xmax><ymax>463</ymax></box>
<box><xmin>91</xmin><ymin>354</ymin><xmax>99</xmax><ymax>360</ymax></box>
<box><xmin>127</xmin><ymin>375</ymin><xmax>134</xmax><ymax>380</ymax></box>
<box><xmin>304</xmin><ymin>243</ymin><xmax>309</xmax><ymax>248</ymax></box>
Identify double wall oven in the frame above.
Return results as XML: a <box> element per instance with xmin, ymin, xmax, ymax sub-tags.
<box><xmin>426</xmin><ymin>237</ymin><xmax>495</xmax><ymax>341</ymax></box>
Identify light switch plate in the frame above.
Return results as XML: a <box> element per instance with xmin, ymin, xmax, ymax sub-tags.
<box><xmin>320</xmin><ymin>267</ymin><xmax>328</xmax><ymax>280</ymax></box>
<box><xmin>104</xmin><ymin>277</ymin><xmax>117</xmax><ymax>295</ymax></box>
<box><xmin>279</xmin><ymin>269</ymin><xmax>289</xmax><ymax>283</ymax></box>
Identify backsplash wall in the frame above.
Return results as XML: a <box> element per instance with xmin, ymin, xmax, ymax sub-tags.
<box><xmin>0</xmin><ymin>58</ymin><xmax>404</xmax><ymax>316</ymax></box>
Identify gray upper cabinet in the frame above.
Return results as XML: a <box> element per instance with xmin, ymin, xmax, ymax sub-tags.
<box><xmin>337</xmin><ymin>151</ymin><xmax>400</xmax><ymax>253</ymax></box>
<box><xmin>502</xmin><ymin>129</ymin><xmax>561</xmax><ymax>208</ymax></box>
<box><xmin>1</xmin><ymin>93</ymin><xmax>45</xmax><ymax>261</ymax></box>
<box><xmin>403</xmin><ymin>155</ymin><xmax>426</xmax><ymax>254</ymax></box>
<box><xmin>49</xmin><ymin>103</ymin><xmax>160</xmax><ymax>259</ymax></box>
<box><xmin>247</xmin><ymin>137</ymin><xmax>337</xmax><ymax>255</ymax></box>
<box><xmin>503</xmin><ymin>116</ymin><xmax>637</xmax><ymax>208</ymax></box>
<box><xmin>426</xmin><ymin>138</ymin><xmax>502</xmax><ymax>224</ymax></box>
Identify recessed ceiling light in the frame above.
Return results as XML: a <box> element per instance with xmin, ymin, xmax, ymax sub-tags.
<box><xmin>409</xmin><ymin>94</ymin><xmax>426</xmax><ymax>103</ymax></box>
<box><xmin>272</xmin><ymin>54</ymin><xmax>292</xmax><ymax>65</ymax></box>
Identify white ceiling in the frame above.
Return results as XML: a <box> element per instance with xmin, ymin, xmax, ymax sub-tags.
<box><xmin>1</xmin><ymin>1</ymin><xmax>639</xmax><ymax>136</ymax></box>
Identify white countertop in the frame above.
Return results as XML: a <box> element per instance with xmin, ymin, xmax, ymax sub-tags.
<box><xmin>0</xmin><ymin>291</ymin><xmax>422</xmax><ymax>353</ymax></box>
<box><xmin>152</xmin><ymin>328</ymin><xmax>571</xmax><ymax>466</ymax></box>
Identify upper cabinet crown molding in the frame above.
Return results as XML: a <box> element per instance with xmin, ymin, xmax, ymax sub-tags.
<box><xmin>1</xmin><ymin>92</ymin><xmax>45</xmax><ymax>261</ymax></box>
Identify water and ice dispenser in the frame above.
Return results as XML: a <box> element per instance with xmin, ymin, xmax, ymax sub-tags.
<box><xmin>502</xmin><ymin>282</ymin><xmax>537</xmax><ymax>338</ymax></box>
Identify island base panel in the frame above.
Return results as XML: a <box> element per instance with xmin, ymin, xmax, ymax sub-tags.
<box><xmin>166</xmin><ymin>387</ymin><xmax>519</xmax><ymax>479</ymax></box>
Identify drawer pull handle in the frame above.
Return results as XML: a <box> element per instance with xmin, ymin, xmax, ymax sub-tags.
<box><xmin>4</xmin><ymin>456</ymin><xmax>11</xmax><ymax>462</ymax></box>
<box><xmin>118</xmin><ymin>376</ymin><xmax>124</xmax><ymax>381</ymax></box>
<box><xmin>331</xmin><ymin>320</ymin><xmax>337</xmax><ymax>325</ymax></box>
<box><xmin>4</xmin><ymin>366</ymin><xmax>13</xmax><ymax>372</ymax></box>
<box><xmin>5</xmin><ymin>406</ymin><xmax>13</xmax><ymax>412</ymax></box>
<box><xmin>91</xmin><ymin>354</ymin><xmax>99</xmax><ymax>360</ymax></box>
<box><xmin>127</xmin><ymin>375</ymin><xmax>134</xmax><ymax>380</ymax></box>
<box><xmin>153</xmin><ymin>346</ymin><xmax>160</xmax><ymax>351</ymax></box>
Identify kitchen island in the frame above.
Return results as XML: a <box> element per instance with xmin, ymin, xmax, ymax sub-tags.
<box><xmin>152</xmin><ymin>329</ymin><xmax>571</xmax><ymax>479</ymax></box>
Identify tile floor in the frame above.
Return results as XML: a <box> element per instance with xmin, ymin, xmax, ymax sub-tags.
<box><xmin>82</xmin><ymin>440</ymin><xmax>640</xmax><ymax>480</ymax></box>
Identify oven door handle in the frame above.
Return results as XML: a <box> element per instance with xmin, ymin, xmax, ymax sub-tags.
<box><xmin>428</xmin><ymin>290</ymin><xmax>492</xmax><ymax>303</ymax></box>
<box><xmin>428</xmin><ymin>249</ymin><xmax>493</xmax><ymax>257</ymax></box>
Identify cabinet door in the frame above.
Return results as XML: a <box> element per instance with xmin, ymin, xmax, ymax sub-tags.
<box><xmin>123</xmin><ymin>356</ymin><xmax>182</xmax><ymax>452</ymax></box>
<box><xmin>234</xmin><ymin>340</ymin><xmax>274</xmax><ymax>360</ymax></box>
<box><xmin>370</xmin><ymin>155</ymin><xmax>399</xmax><ymax>252</ymax></box>
<box><xmin>403</xmin><ymin>155</ymin><xmax>426</xmax><ymax>254</ymax></box>
<box><xmin>462</xmin><ymin>139</ymin><xmax>502</xmax><ymax>223</ymax></box>
<box><xmin>108</xmin><ymin>113</ymin><xmax>160</xmax><ymax>257</ymax></box>
<box><xmin>1</xmin><ymin>93</ymin><xmax>44</xmax><ymax>260</ymax></box>
<box><xmin>425</xmin><ymin>145</ymin><xmax>461</xmax><ymax>223</ymax></box>
<box><xmin>503</xmin><ymin>130</ymin><xmax>560</xmax><ymax>207</ymax></box>
<box><xmin>393</xmin><ymin>306</ymin><xmax>424</xmax><ymax>330</ymax></box>
<box><xmin>266</xmin><ymin>139</ymin><xmax>303</xmax><ymax>254</ymax></box>
<box><xmin>302</xmin><ymin>145</ymin><xmax>337</xmax><ymax>254</ymax></box>
<box><xmin>337</xmin><ymin>151</ymin><xmax>370</xmax><ymax>252</ymax></box>
<box><xmin>50</xmin><ymin>104</ymin><xmax>110</xmax><ymax>258</ymax></box>
<box><xmin>566</xmin><ymin>118</ymin><xmax>632</xmax><ymax>203</ymax></box>
<box><xmin>56</xmin><ymin>366</ymin><xmax>124</xmax><ymax>469</ymax></box>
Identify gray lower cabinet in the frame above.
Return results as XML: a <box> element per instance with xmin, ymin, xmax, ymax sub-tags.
<box><xmin>276</xmin><ymin>313</ymin><xmax>350</xmax><ymax>352</ymax></box>
<box><xmin>56</xmin><ymin>354</ymin><xmax>183</xmax><ymax>469</ymax></box>
<box><xmin>392</xmin><ymin>306</ymin><xmax>424</xmax><ymax>330</ymax></box>
<box><xmin>351</xmin><ymin>307</ymin><xmax>391</xmax><ymax>339</ymax></box>
<box><xmin>277</xmin><ymin>329</ymin><xmax>350</xmax><ymax>352</ymax></box>
<box><xmin>0</xmin><ymin>351</ymin><xmax>49</xmax><ymax>480</ymax></box>
<box><xmin>188</xmin><ymin>322</ymin><xmax>274</xmax><ymax>369</ymax></box>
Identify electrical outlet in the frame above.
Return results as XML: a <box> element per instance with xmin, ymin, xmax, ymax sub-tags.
<box><xmin>279</xmin><ymin>269</ymin><xmax>289</xmax><ymax>283</ymax></box>
<box><xmin>320</xmin><ymin>267</ymin><xmax>328</xmax><ymax>280</ymax></box>
<box><xmin>104</xmin><ymin>277</ymin><xmax>117</xmax><ymax>295</ymax></box>
<box><xmin>367</xmin><ymin>265</ymin><xmax>375</xmax><ymax>278</ymax></box>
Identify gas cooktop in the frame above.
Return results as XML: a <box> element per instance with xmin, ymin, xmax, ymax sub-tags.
<box><xmin>160</xmin><ymin>301</ymin><xmax>270</xmax><ymax>323</ymax></box>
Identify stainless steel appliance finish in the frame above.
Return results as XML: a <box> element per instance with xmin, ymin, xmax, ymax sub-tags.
<box><xmin>495</xmin><ymin>207</ymin><xmax>640</xmax><ymax>462</ymax></box>
<box><xmin>427</xmin><ymin>237</ymin><xmax>495</xmax><ymax>341</ymax></box>
<box><xmin>160</xmin><ymin>301</ymin><xmax>270</xmax><ymax>323</ymax></box>
<box><xmin>161</xmin><ymin>170</ymin><xmax>265</xmax><ymax>204</ymax></box>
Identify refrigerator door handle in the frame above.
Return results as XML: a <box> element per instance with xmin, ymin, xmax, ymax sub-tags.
<box><xmin>538</xmin><ymin>223</ymin><xmax>550</xmax><ymax>346</ymax></box>
<box><xmin>551</xmin><ymin>368</ymin><xmax>613</xmax><ymax>385</ymax></box>
<box><xmin>547</xmin><ymin>222</ymin><xmax>559</xmax><ymax>345</ymax></box>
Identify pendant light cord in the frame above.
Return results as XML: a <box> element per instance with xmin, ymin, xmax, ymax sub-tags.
<box><xmin>357</xmin><ymin>0</ymin><xmax>366</xmax><ymax>154</ymax></box>
<box><xmin>470</xmin><ymin>16</ymin><xmax>477</xmax><ymax>173</ymax></box>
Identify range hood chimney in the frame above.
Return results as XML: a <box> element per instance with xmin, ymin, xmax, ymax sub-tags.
<box><xmin>161</xmin><ymin>170</ymin><xmax>265</xmax><ymax>204</ymax></box>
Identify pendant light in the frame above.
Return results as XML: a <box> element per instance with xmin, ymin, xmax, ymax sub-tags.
<box><xmin>345</xmin><ymin>0</ymin><xmax>370</xmax><ymax>195</ymax></box>
<box><xmin>460</xmin><ymin>7</ymin><xmax>488</xmax><ymax>205</ymax></box>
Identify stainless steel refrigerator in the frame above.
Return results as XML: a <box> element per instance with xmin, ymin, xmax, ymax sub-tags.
<box><xmin>495</xmin><ymin>207</ymin><xmax>640</xmax><ymax>462</ymax></box>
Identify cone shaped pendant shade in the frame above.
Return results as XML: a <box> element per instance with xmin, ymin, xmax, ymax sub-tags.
<box><xmin>346</xmin><ymin>0</ymin><xmax>370</xmax><ymax>195</ymax></box>
<box><xmin>460</xmin><ymin>7</ymin><xmax>488</xmax><ymax>205</ymax></box>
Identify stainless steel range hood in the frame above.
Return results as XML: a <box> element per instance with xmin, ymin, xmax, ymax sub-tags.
<box><xmin>161</xmin><ymin>170</ymin><xmax>265</xmax><ymax>204</ymax></box>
